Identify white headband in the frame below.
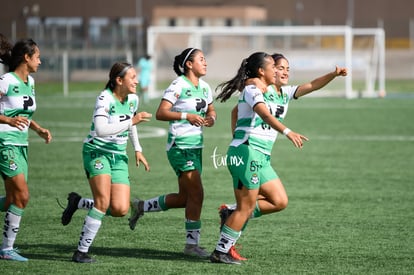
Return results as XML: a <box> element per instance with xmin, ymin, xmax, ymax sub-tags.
<box><xmin>181</xmin><ymin>48</ymin><xmax>196</xmax><ymax>68</ymax></box>
<box><xmin>117</xmin><ymin>65</ymin><xmax>133</xmax><ymax>78</ymax></box>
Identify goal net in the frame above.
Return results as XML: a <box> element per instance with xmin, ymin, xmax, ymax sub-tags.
<box><xmin>147</xmin><ymin>25</ymin><xmax>385</xmax><ymax>99</ymax></box>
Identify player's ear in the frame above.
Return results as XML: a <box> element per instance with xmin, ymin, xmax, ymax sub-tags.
<box><xmin>257</xmin><ymin>67</ymin><xmax>265</xmax><ymax>77</ymax></box>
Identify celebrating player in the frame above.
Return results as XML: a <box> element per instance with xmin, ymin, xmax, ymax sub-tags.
<box><xmin>214</xmin><ymin>52</ymin><xmax>347</xmax><ymax>263</ymax></box>
<box><xmin>63</xmin><ymin>62</ymin><xmax>151</xmax><ymax>263</ymax></box>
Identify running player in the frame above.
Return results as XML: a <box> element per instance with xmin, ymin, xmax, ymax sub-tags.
<box><xmin>210</xmin><ymin>52</ymin><xmax>308</xmax><ymax>264</ymax></box>
<box><xmin>0</xmin><ymin>34</ymin><xmax>52</xmax><ymax>262</ymax></box>
<box><xmin>129</xmin><ymin>48</ymin><xmax>216</xmax><ymax>258</ymax></box>
<box><xmin>215</xmin><ymin>53</ymin><xmax>347</xmax><ymax>263</ymax></box>
<box><xmin>65</xmin><ymin>62</ymin><xmax>151</xmax><ymax>263</ymax></box>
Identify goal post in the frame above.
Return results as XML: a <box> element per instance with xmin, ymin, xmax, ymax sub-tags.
<box><xmin>147</xmin><ymin>25</ymin><xmax>385</xmax><ymax>99</ymax></box>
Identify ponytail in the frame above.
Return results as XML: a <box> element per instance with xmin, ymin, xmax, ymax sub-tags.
<box><xmin>0</xmin><ymin>33</ymin><xmax>12</xmax><ymax>67</ymax></box>
<box><xmin>173</xmin><ymin>47</ymin><xmax>199</xmax><ymax>76</ymax></box>
<box><xmin>216</xmin><ymin>52</ymin><xmax>270</xmax><ymax>103</ymax></box>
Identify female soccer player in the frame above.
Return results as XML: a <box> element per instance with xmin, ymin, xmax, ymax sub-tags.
<box><xmin>0</xmin><ymin>34</ymin><xmax>52</xmax><ymax>262</ymax></box>
<box><xmin>128</xmin><ymin>47</ymin><xmax>216</xmax><ymax>258</ymax></box>
<box><xmin>68</xmin><ymin>62</ymin><xmax>151</xmax><ymax>263</ymax></box>
<box><xmin>214</xmin><ymin>53</ymin><xmax>347</xmax><ymax>264</ymax></box>
<box><xmin>210</xmin><ymin>52</ymin><xmax>308</xmax><ymax>264</ymax></box>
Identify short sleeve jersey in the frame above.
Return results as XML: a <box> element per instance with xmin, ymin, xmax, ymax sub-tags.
<box><xmin>0</xmin><ymin>72</ymin><xmax>36</xmax><ymax>146</ymax></box>
<box><xmin>162</xmin><ymin>75</ymin><xmax>213</xmax><ymax>150</ymax></box>
<box><xmin>84</xmin><ymin>89</ymin><xmax>138</xmax><ymax>155</ymax></box>
<box><xmin>231</xmin><ymin>84</ymin><xmax>298</xmax><ymax>155</ymax></box>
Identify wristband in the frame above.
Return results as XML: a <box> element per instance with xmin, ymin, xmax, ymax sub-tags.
<box><xmin>181</xmin><ymin>112</ymin><xmax>187</xmax><ymax>120</ymax></box>
<box><xmin>283</xmin><ymin>128</ymin><xmax>291</xmax><ymax>136</ymax></box>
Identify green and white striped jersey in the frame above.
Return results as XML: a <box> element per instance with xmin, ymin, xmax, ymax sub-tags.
<box><xmin>0</xmin><ymin>72</ymin><xmax>36</xmax><ymax>146</ymax></box>
<box><xmin>84</xmin><ymin>89</ymin><xmax>138</xmax><ymax>155</ymax></box>
<box><xmin>231</xmin><ymin>84</ymin><xmax>298</xmax><ymax>155</ymax></box>
<box><xmin>162</xmin><ymin>75</ymin><xmax>213</xmax><ymax>150</ymax></box>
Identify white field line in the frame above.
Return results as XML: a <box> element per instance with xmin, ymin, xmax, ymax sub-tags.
<box><xmin>29</xmin><ymin>124</ymin><xmax>167</xmax><ymax>142</ymax></box>
<box><xmin>207</xmin><ymin>134</ymin><xmax>414</xmax><ymax>142</ymax></box>
<box><xmin>313</xmin><ymin>135</ymin><xmax>414</xmax><ymax>141</ymax></box>
<box><xmin>29</xmin><ymin>122</ymin><xmax>413</xmax><ymax>142</ymax></box>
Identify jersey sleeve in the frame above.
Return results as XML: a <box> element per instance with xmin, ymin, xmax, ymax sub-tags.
<box><xmin>244</xmin><ymin>85</ymin><xmax>265</xmax><ymax>108</ymax></box>
<box><xmin>128</xmin><ymin>124</ymin><xmax>142</xmax><ymax>152</ymax></box>
<box><xmin>161</xmin><ymin>78</ymin><xmax>180</xmax><ymax>105</ymax></box>
<box><xmin>92</xmin><ymin>91</ymin><xmax>131</xmax><ymax>136</ymax></box>
<box><xmin>93</xmin><ymin>91</ymin><xmax>111</xmax><ymax>118</ymax></box>
<box><xmin>0</xmin><ymin>75</ymin><xmax>8</xmax><ymax>96</ymax></box>
<box><xmin>282</xmin><ymin>85</ymin><xmax>299</xmax><ymax>100</ymax></box>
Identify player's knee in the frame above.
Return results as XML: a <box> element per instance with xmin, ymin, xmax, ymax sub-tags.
<box><xmin>110</xmin><ymin>206</ymin><xmax>129</xmax><ymax>217</ymax></box>
<box><xmin>277</xmin><ymin>197</ymin><xmax>288</xmax><ymax>211</ymax></box>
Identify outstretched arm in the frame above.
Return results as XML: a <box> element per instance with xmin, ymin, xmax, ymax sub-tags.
<box><xmin>295</xmin><ymin>66</ymin><xmax>347</xmax><ymax>98</ymax></box>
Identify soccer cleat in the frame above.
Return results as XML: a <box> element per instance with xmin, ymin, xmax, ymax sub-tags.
<box><xmin>128</xmin><ymin>198</ymin><xmax>144</xmax><ymax>230</ymax></box>
<box><xmin>61</xmin><ymin>192</ymin><xmax>81</xmax><ymax>226</ymax></box>
<box><xmin>72</xmin><ymin>250</ymin><xmax>96</xmax><ymax>263</ymax></box>
<box><xmin>183</xmin><ymin>244</ymin><xmax>210</xmax><ymax>258</ymax></box>
<box><xmin>229</xmin><ymin>245</ymin><xmax>247</xmax><ymax>261</ymax></box>
<box><xmin>210</xmin><ymin>249</ymin><xmax>241</xmax><ymax>265</ymax></box>
<box><xmin>0</xmin><ymin>248</ymin><xmax>28</xmax><ymax>262</ymax></box>
<box><xmin>219</xmin><ymin>204</ymin><xmax>234</xmax><ymax>229</ymax></box>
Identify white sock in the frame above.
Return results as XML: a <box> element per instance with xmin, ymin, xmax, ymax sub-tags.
<box><xmin>144</xmin><ymin>196</ymin><xmax>164</xmax><ymax>212</ymax></box>
<box><xmin>77</xmin><ymin>208</ymin><xmax>104</xmax><ymax>253</ymax></box>
<box><xmin>1</xmin><ymin>205</ymin><xmax>23</xmax><ymax>251</ymax></box>
<box><xmin>215</xmin><ymin>225</ymin><xmax>241</xmax><ymax>253</ymax></box>
<box><xmin>78</xmin><ymin>198</ymin><xmax>94</xmax><ymax>210</ymax></box>
<box><xmin>185</xmin><ymin>220</ymin><xmax>201</xmax><ymax>245</ymax></box>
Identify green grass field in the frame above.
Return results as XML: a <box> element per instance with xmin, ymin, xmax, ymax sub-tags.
<box><xmin>1</xmin><ymin>82</ymin><xmax>414</xmax><ymax>274</ymax></box>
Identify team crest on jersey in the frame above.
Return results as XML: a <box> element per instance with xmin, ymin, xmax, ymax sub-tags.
<box><xmin>203</xmin><ymin>88</ymin><xmax>208</xmax><ymax>98</ymax></box>
<box><xmin>31</xmin><ymin>85</ymin><xmax>36</xmax><ymax>95</ymax></box>
<box><xmin>281</xmin><ymin>92</ymin><xmax>288</xmax><ymax>104</ymax></box>
<box><xmin>250</xmin><ymin>173</ymin><xmax>259</xmax><ymax>185</ymax></box>
<box><xmin>129</xmin><ymin>103</ymin><xmax>135</xmax><ymax>113</ymax></box>
<box><xmin>94</xmin><ymin>160</ymin><xmax>104</xmax><ymax>170</ymax></box>
<box><xmin>9</xmin><ymin>160</ymin><xmax>18</xmax><ymax>171</ymax></box>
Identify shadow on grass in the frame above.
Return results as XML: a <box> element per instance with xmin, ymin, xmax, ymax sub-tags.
<box><xmin>19</xmin><ymin>243</ymin><xmax>207</xmax><ymax>263</ymax></box>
